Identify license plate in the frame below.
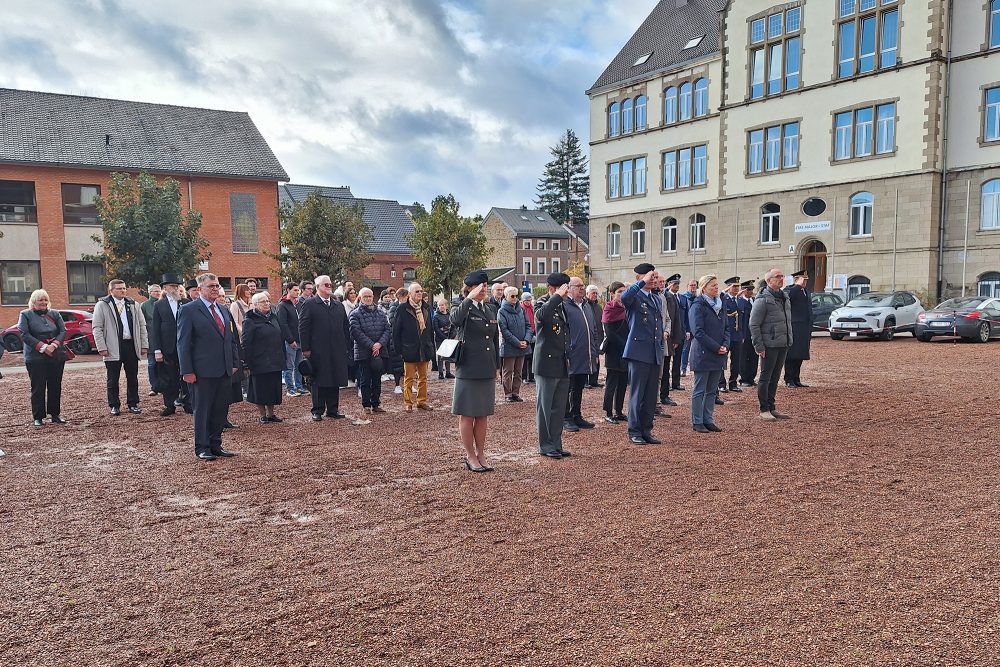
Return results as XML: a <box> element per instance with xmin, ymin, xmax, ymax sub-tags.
<box><xmin>843</xmin><ymin>322</ymin><xmax>859</xmax><ymax>329</ymax></box>
<box><xmin>930</xmin><ymin>321</ymin><xmax>950</xmax><ymax>327</ymax></box>
<box><xmin>849</xmin><ymin>332</ymin><xmax>859</xmax><ymax>337</ymax></box>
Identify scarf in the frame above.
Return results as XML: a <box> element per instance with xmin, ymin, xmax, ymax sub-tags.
<box><xmin>602</xmin><ymin>300</ymin><xmax>626</xmax><ymax>324</ymax></box>
<box><xmin>410</xmin><ymin>299</ymin><xmax>426</xmax><ymax>335</ymax></box>
<box><xmin>703</xmin><ymin>294</ymin><xmax>722</xmax><ymax>314</ymax></box>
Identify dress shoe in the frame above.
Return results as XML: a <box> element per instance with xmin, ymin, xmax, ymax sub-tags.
<box><xmin>643</xmin><ymin>435</ymin><xmax>662</xmax><ymax>444</ymax></box>
<box><xmin>259</xmin><ymin>416</ymin><xmax>270</xmax><ymax>424</ymax></box>
<box><xmin>738</xmin><ymin>381</ymin><xmax>753</xmax><ymax>387</ymax></box>
<box><xmin>719</xmin><ymin>386</ymin><xmax>729</xmax><ymax>393</ymax></box>
<box><xmin>110</xmin><ymin>407</ymin><xmax>121</xmax><ymax>416</ymax></box>
<box><xmin>563</xmin><ymin>421</ymin><xmax>580</xmax><ymax>432</ymax></box>
<box><xmin>328</xmin><ymin>412</ymin><xmax>346</xmax><ymax>419</ymax></box>
<box><xmin>404</xmin><ymin>405</ymin><xmax>413</xmax><ymax>412</ymax></box>
<box><xmin>540</xmin><ymin>451</ymin><xmax>563</xmax><ymax>459</ymax></box>
<box><xmin>147</xmin><ymin>390</ymin><xmax>157</xmax><ymax>396</ymax></box>
<box><xmin>212</xmin><ymin>448</ymin><xmax>237</xmax><ymax>458</ymax></box>
<box><xmin>592</xmin><ymin>383</ymin><xmax>605</xmax><ymax>388</ymax></box>
<box><xmin>438</xmin><ymin>372</ymin><xmax>445</xmax><ymax>380</ymax></box>
<box><xmin>557</xmin><ymin>450</ymin><xmax>572</xmax><ymax>457</ymax></box>
<box><xmin>51</xmin><ymin>416</ymin><xmax>67</xmax><ymax>425</ymax></box>
<box><xmin>759</xmin><ymin>411</ymin><xmax>778</xmax><ymax>421</ymax></box>
<box><xmin>663</xmin><ymin>398</ymin><xmax>678</xmax><ymax>407</ymax></box>
<box><xmin>160</xmin><ymin>407</ymin><xmax>176</xmax><ymax>417</ymax></box>
<box><xmin>729</xmin><ymin>385</ymin><xmax>742</xmax><ymax>393</ymax></box>
<box><xmin>604</xmin><ymin>415</ymin><xmax>618</xmax><ymax>424</ymax></box>
<box><xmin>629</xmin><ymin>436</ymin><xmax>647</xmax><ymax>445</ymax></box>
<box><xmin>672</xmin><ymin>385</ymin><xmax>686</xmax><ymax>391</ymax></box>
<box><xmin>510</xmin><ymin>395</ymin><xmax>524</xmax><ymax>402</ymax></box>
<box><xmin>715</xmin><ymin>397</ymin><xmax>725</xmax><ymax>406</ymax></box>
<box><xmin>196</xmin><ymin>451</ymin><xmax>217</xmax><ymax>461</ymax></box>
<box><xmin>174</xmin><ymin>399</ymin><xmax>184</xmax><ymax>407</ymax></box>
<box><xmin>693</xmin><ymin>424</ymin><xmax>710</xmax><ymax>433</ymax></box>
<box><xmin>372</xmin><ymin>406</ymin><xmax>386</xmax><ymax>414</ymax></box>
<box><xmin>654</xmin><ymin>410</ymin><xmax>672</xmax><ymax>418</ymax></box>
<box><xmin>574</xmin><ymin>418</ymin><xmax>595</xmax><ymax>429</ymax></box>
<box><xmin>223</xmin><ymin>421</ymin><xmax>238</xmax><ymax>429</ymax></box>
<box><xmin>445</xmin><ymin>373</ymin><xmax>455</xmax><ymax>379</ymax></box>
<box><xmin>796</xmin><ymin>382</ymin><xmax>810</xmax><ymax>388</ymax></box>
<box><xmin>705</xmin><ymin>423</ymin><xmax>722</xmax><ymax>432</ymax></box>
<box><xmin>33</xmin><ymin>419</ymin><xmax>44</xmax><ymax>427</ymax></box>
<box><xmin>417</xmin><ymin>403</ymin><xmax>434</xmax><ymax>411</ymax></box>
<box><xmin>770</xmin><ymin>410</ymin><xmax>791</xmax><ymax>420</ymax></box>
<box><xmin>613</xmin><ymin>413</ymin><xmax>627</xmax><ymax>422</ymax></box>
<box><xmin>183</xmin><ymin>405</ymin><xmax>194</xmax><ymax>414</ymax></box>
<box><xmin>266</xmin><ymin>415</ymin><xmax>283</xmax><ymax>423</ymax></box>
<box><xmin>311</xmin><ymin>413</ymin><xmax>323</xmax><ymax>421</ymax></box>
<box><xmin>127</xmin><ymin>406</ymin><xmax>141</xmax><ymax>414</ymax></box>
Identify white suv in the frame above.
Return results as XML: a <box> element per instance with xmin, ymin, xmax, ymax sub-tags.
<box><xmin>829</xmin><ymin>291</ymin><xmax>924</xmax><ymax>341</ymax></box>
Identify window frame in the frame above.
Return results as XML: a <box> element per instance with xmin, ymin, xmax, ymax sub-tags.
<box><xmin>0</xmin><ymin>260</ymin><xmax>42</xmax><ymax>305</ymax></box>
<box><xmin>982</xmin><ymin>179</ymin><xmax>1000</xmax><ymax>231</ymax></box>
<box><xmin>608</xmin><ymin>101</ymin><xmax>621</xmax><ymax>137</ymax></box>
<box><xmin>0</xmin><ymin>180</ymin><xmax>38</xmax><ymax>224</ymax></box>
<box><xmin>607</xmin><ymin>224</ymin><xmax>621</xmax><ymax>258</ymax></box>
<box><xmin>630</xmin><ymin>221</ymin><xmax>646</xmax><ymax>256</ymax></box>
<box><xmin>837</xmin><ymin>0</ymin><xmax>899</xmax><ymax>79</ymax></box>
<box><xmin>978</xmin><ymin>272</ymin><xmax>1000</xmax><ymax>298</ymax></box>
<box><xmin>746</xmin><ymin>119</ymin><xmax>801</xmax><ymax>177</ymax></box>
<box><xmin>61</xmin><ymin>183</ymin><xmax>102</xmax><ymax>225</ymax></box>
<box><xmin>832</xmin><ymin>100</ymin><xmax>898</xmax><ymax>162</ymax></box>
<box><xmin>538</xmin><ymin>240</ymin><xmax>546</xmax><ymax>251</ymax></box>
<box><xmin>991</xmin><ymin>0</ymin><xmax>1000</xmax><ymax>49</ymax></box>
<box><xmin>537</xmin><ymin>258</ymin><xmax>547</xmax><ymax>276</ymax></box>
<box><xmin>982</xmin><ymin>84</ymin><xmax>1000</xmax><ymax>145</ymax></box>
<box><xmin>230</xmin><ymin>192</ymin><xmax>260</xmax><ymax>254</ymax></box>
<box><xmin>661</xmin><ymin>217</ymin><xmax>678</xmax><ymax>253</ymax></box>
<box><xmin>607</xmin><ymin>156</ymin><xmax>648</xmax><ymax>200</ymax></box>
<box><xmin>66</xmin><ymin>260</ymin><xmax>105</xmax><ymax>305</ymax></box>
<box><xmin>661</xmin><ymin>143</ymin><xmax>709</xmax><ymax>192</ymax></box>
<box><xmin>849</xmin><ymin>191</ymin><xmax>875</xmax><ymax>238</ymax></box>
<box><xmin>523</xmin><ymin>258</ymin><xmax>532</xmax><ymax>276</ymax></box>
<box><xmin>760</xmin><ymin>203</ymin><xmax>781</xmax><ymax>244</ymax></box>
<box><xmin>847</xmin><ymin>274</ymin><xmax>872</xmax><ymax>300</ymax></box>
<box><xmin>747</xmin><ymin>4</ymin><xmax>804</xmax><ymax>100</ymax></box>
<box><xmin>689</xmin><ymin>213</ymin><xmax>707</xmax><ymax>251</ymax></box>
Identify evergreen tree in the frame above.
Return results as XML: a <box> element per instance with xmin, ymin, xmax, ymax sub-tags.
<box><xmin>535</xmin><ymin>129</ymin><xmax>589</xmax><ymax>225</ymax></box>
<box><xmin>408</xmin><ymin>194</ymin><xmax>488</xmax><ymax>297</ymax></box>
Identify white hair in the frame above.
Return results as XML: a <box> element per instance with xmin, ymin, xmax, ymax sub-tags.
<box><xmin>504</xmin><ymin>286</ymin><xmax>520</xmax><ymax>298</ymax></box>
<box><xmin>358</xmin><ymin>287</ymin><xmax>374</xmax><ymax>298</ymax></box>
<box><xmin>586</xmin><ymin>284</ymin><xmax>599</xmax><ymax>293</ymax></box>
<box><xmin>251</xmin><ymin>291</ymin><xmax>270</xmax><ymax>305</ymax></box>
<box><xmin>315</xmin><ymin>275</ymin><xmax>330</xmax><ymax>286</ymax></box>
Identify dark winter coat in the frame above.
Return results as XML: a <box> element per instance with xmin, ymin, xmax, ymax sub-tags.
<box><xmin>392</xmin><ymin>300</ymin><xmax>436</xmax><ymax>363</ymax></box>
<box><xmin>349</xmin><ymin>303</ymin><xmax>391</xmax><ymax>361</ymax></box>
<box><xmin>450</xmin><ymin>298</ymin><xmax>499</xmax><ymax>379</ymax></box>
<box><xmin>241</xmin><ymin>309</ymin><xmax>286</xmax><ymax>375</ymax></box>
<box><xmin>601</xmin><ymin>301</ymin><xmax>628</xmax><ymax>372</ymax></box>
<box><xmin>532</xmin><ymin>293</ymin><xmax>570</xmax><ymax>378</ymax></box>
<box><xmin>275</xmin><ymin>297</ymin><xmax>300</xmax><ymax>344</ymax></box>
<box><xmin>298</xmin><ymin>295</ymin><xmax>351</xmax><ymax>388</ymax></box>
<box><xmin>688</xmin><ymin>296</ymin><xmax>732</xmax><ymax>373</ymax></box>
<box><xmin>784</xmin><ymin>283</ymin><xmax>813</xmax><ymax>360</ymax></box>
<box><xmin>432</xmin><ymin>309</ymin><xmax>453</xmax><ymax>346</ymax></box>
<box><xmin>17</xmin><ymin>308</ymin><xmax>66</xmax><ymax>364</ymax></box>
<box><xmin>497</xmin><ymin>300</ymin><xmax>533</xmax><ymax>357</ymax></box>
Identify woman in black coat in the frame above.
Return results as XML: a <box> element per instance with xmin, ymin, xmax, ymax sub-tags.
<box><xmin>349</xmin><ymin>288</ymin><xmax>391</xmax><ymax>415</ymax></box>
<box><xmin>241</xmin><ymin>292</ymin><xmax>286</xmax><ymax>423</ymax></box>
<box><xmin>450</xmin><ymin>272</ymin><xmax>500</xmax><ymax>473</ymax></box>
<box><xmin>601</xmin><ymin>281</ymin><xmax>628</xmax><ymax>423</ymax></box>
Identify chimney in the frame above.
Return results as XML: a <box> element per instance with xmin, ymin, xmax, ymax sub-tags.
<box><xmin>520</xmin><ymin>204</ymin><xmax>527</xmax><ymax>210</ymax></box>
<box><xmin>105</xmin><ymin>134</ymin><xmax>111</xmax><ymax>146</ymax></box>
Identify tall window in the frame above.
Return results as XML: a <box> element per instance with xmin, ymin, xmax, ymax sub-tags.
<box><xmin>1</xmin><ymin>261</ymin><xmax>41</xmax><ymax>305</ymax></box>
<box><xmin>661</xmin><ymin>218</ymin><xmax>677</xmax><ymax>253</ymax></box>
<box><xmin>635</xmin><ymin>157</ymin><xmax>647</xmax><ymax>195</ymax></box>
<box><xmin>662</xmin><ymin>144</ymin><xmax>708</xmax><ymax>190</ymax></box>
<box><xmin>978</xmin><ymin>271</ymin><xmax>1000</xmax><ymax>297</ymax></box>
<box><xmin>538</xmin><ymin>240</ymin><xmax>547</xmax><ymax>251</ymax></box>
<box><xmin>67</xmin><ymin>261</ymin><xmax>104</xmax><ymax>304</ymax></box>
<box><xmin>609</xmin><ymin>102</ymin><xmax>620</xmax><ymax>137</ymax></box>
<box><xmin>748</xmin><ymin>122</ymin><xmax>798</xmax><ymax>174</ymax></box>
<box><xmin>230</xmin><ymin>193</ymin><xmax>259</xmax><ymax>253</ymax></box>
<box><xmin>61</xmin><ymin>184</ymin><xmax>101</xmax><ymax>224</ymax></box>
<box><xmin>838</xmin><ymin>0</ymin><xmax>899</xmax><ymax>78</ymax></box>
<box><xmin>850</xmin><ymin>191</ymin><xmax>874</xmax><ymax>237</ymax></box>
<box><xmin>992</xmin><ymin>0</ymin><xmax>1000</xmax><ymax>49</ymax></box>
<box><xmin>761</xmin><ymin>203</ymin><xmax>780</xmax><ymax>243</ymax></box>
<box><xmin>635</xmin><ymin>95</ymin><xmax>647</xmax><ymax>131</ymax></box>
<box><xmin>609</xmin><ymin>162</ymin><xmax>620</xmax><ymax>198</ymax></box>
<box><xmin>524</xmin><ymin>258</ymin><xmax>532</xmax><ymax>276</ymax></box>
<box><xmin>834</xmin><ymin>102</ymin><xmax>896</xmax><ymax>160</ymax></box>
<box><xmin>983</xmin><ymin>179</ymin><xmax>1000</xmax><ymax>230</ymax></box>
<box><xmin>607</xmin><ymin>224</ymin><xmax>621</xmax><ymax>257</ymax></box>
<box><xmin>622</xmin><ymin>159</ymin><xmax>633</xmax><ymax>196</ymax></box>
<box><xmin>608</xmin><ymin>159</ymin><xmax>647</xmax><ymax>199</ymax></box>
<box><xmin>664</xmin><ymin>87</ymin><xmax>678</xmax><ymax>124</ymax></box>
<box><xmin>0</xmin><ymin>180</ymin><xmax>37</xmax><ymax>223</ymax></box>
<box><xmin>689</xmin><ymin>213</ymin><xmax>706</xmax><ymax>251</ymax></box>
<box><xmin>694</xmin><ymin>78</ymin><xmax>709</xmax><ymax>117</ymax></box>
<box><xmin>522</xmin><ymin>239</ymin><xmax>531</xmax><ymax>250</ymax></box>
<box><xmin>538</xmin><ymin>259</ymin><xmax>546</xmax><ymax>275</ymax></box>
<box><xmin>631</xmin><ymin>221</ymin><xmax>646</xmax><ymax>255</ymax></box>
<box><xmin>679</xmin><ymin>82</ymin><xmax>693</xmax><ymax>121</ymax></box>
<box><xmin>985</xmin><ymin>86</ymin><xmax>1000</xmax><ymax>143</ymax></box>
<box><xmin>847</xmin><ymin>274</ymin><xmax>872</xmax><ymax>300</ymax></box>
<box><xmin>551</xmin><ymin>258</ymin><xmax>561</xmax><ymax>273</ymax></box>
<box><xmin>749</xmin><ymin>6</ymin><xmax>802</xmax><ymax>99</ymax></box>
<box><xmin>622</xmin><ymin>99</ymin><xmax>634</xmax><ymax>134</ymax></box>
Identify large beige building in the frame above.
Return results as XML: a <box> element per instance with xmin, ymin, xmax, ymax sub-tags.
<box><xmin>587</xmin><ymin>0</ymin><xmax>1000</xmax><ymax>302</ymax></box>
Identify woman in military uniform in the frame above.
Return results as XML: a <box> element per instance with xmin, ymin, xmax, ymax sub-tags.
<box><xmin>450</xmin><ymin>271</ymin><xmax>500</xmax><ymax>473</ymax></box>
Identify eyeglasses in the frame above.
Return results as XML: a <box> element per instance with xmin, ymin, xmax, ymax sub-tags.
<box><xmin>320</xmin><ymin>283</ymin><xmax>332</xmax><ymax>288</ymax></box>
<box><xmin>413</xmin><ymin>289</ymin><xmax>423</xmax><ymax>293</ymax></box>
<box><xmin>203</xmin><ymin>284</ymin><xmax>221</xmax><ymax>289</ymax></box>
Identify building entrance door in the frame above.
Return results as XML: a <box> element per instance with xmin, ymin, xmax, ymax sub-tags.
<box><xmin>801</xmin><ymin>240</ymin><xmax>827</xmax><ymax>293</ymax></box>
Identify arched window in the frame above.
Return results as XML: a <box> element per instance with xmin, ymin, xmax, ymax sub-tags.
<box><xmin>679</xmin><ymin>82</ymin><xmax>693</xmax><ymax>121</ymax></box>
<box><xmin>622</xmin><ymin>98</ymin><xmax>634</xmax><ymax>134</ymax></box>
<box><xmin>635</xmin><ymin>95</ymin><xmax>647</xmax><ymax>131</ymax></box>
<box><xmin>689</xmin><ymin>213</ymin><xmax>706</xmax><ymax>251</ymax></box>
<box><xmin>608</xmin><ymin>102</ymin><xmax>620</xmax><ymax>137</ymax></box>
<box><xmin>694</xmin><ymin>78</ymin><xmax>709</xmax><ymax>117</ymax></box>
<box><xmin>607</xmin><ymin>224</ymin><xmax>621</xmax><ymax>257</ymax></box>
<box><xmin>978</xmin><ymin>271</ymin><xmax>1000</xmax><ymax>297</ymax></box>
<box><xmin>982</xmin><ymin>179</ymin><xmax>1000</xmax><ymax>230</ymax></box>
<box><xmin>760</xmin><ymin>203</ymin><xmax>780</xmax><ymax>244</ymax></box>
<box><xmin>847</xmin><ymin>275</ymin><xmax>872</xmax><ymax>300</ymax></box>
<box><xmin>664</xmin><ymin>87</ymin><xmax>678</xmax><ymax>124</ymax></box>
<box><xmin>850</xmin><ymin>192</ymin><xmax>874</xmax><ymax>237</ymax></box>
<box><xmin>661</xmin><ymin>217</ymin><xmax>677</xmax><ymax>253</ymax></box>
<box><xmin>631</xmin><ymin>221</ymin><xmax>646</xmax><ymax>255</ymax></box>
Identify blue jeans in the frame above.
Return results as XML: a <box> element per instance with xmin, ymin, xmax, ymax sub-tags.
<box><xmin>283</xmin><ymin>343</ymin><xmax>303</xmax><ymax>393</ymax></box>
<box><xmin>691</xmin><ymin>370</ymin><xmax>723</xmax><ymax>425</ymax></box>
<box><xmin>147</xmin><ymin>354</ymin><xmax>158</xmax><ymax>392</ymax></box>
<box><xmin>680</xmin><ymin>338</ymin><xmax>692</xmax><ymax>374</ymax></box>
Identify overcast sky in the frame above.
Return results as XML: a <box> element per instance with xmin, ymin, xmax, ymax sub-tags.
<box><xmin>1</xmin><ymin>0</ymin><xmax>652</xmax><ymax>217</ymax></box>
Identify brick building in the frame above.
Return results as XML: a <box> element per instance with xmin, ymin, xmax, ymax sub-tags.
<box><xmin>0</xmin><ymin>88</ymin><xmax>288</xmax><ymax>321</ymax></box>
<box><xmin>481</xmin><ymin>206</ymin><xmax>590</xmax><ymax>289</ymax></box>
<box><xmin>278</xmin><ymin>184</ymin><xmax>418</xmax><ymax>293</ymax></box>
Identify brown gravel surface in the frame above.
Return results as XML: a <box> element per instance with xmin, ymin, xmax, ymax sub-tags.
<box><xmin>2</xmin><ymin>336</ymin><xmax>999</xmax><ymax>666</ymax></box>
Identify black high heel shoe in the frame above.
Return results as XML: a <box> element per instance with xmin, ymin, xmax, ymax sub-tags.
<box><xmin>479</xmin><ymin>460</ymin><xmax>495</xmax><ymax>472</ymax></box>
<box><xmin>464</xmin><ymin>458</ymin><xmax>486</xmax><ymax>473</ymax></box>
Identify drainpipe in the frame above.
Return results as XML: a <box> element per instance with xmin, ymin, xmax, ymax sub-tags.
<box><xmin>892</xmin><ymin>188</ymin><xmax>899</xmax><ymax>290</ymax></box>
<box><xmin>935</xmin><ymin>0</ymin><xmax>955</xmax><ymax>302</ymax></box>
<box><xmin>961</xmin><ymin>179</ymin><xmax>971</xmax><ymax>296</ymax></box>
<box><xmin>734</xmin><ymin>208</ymin><xmax>739</xmax><ymax>277</ymax></box>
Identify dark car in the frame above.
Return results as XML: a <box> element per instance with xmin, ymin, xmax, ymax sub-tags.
<box><xmin>810</xmin><ymin>292</ymin><xmax>844</xmax><ymax>330</ymax></box>
<box><xmin>915</xmin><ymin>297</ymin><xmax>1000</xmax><ymax>343</ymax></box>
<box><xmin>1</xmin><ymin>309</ymin><xmax>96</xmax><ymax>354</ymax></box>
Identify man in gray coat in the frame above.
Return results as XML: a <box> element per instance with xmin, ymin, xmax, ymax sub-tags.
<box><xmin>93</xmin><ymin>279</ymin><xmax>149</xmax><ymax>416</ymax></box>
<box><xmin>749</xmin><ymin>268</ymin><xmax>793</xmax><ymax>421</ymax></box>
<box><xmin>563</xmin><ymin>276</ymin><xmax>600</xmax><ymax>431</ymax></box>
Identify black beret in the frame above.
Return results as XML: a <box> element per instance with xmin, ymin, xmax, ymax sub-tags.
<box><xmin>546</xmin><ymin>272</ymin><xmax>570</xmax><ymax>287</ymax></box>
<box><xmin>666</xmin><ymin>273</ymin><xmax>681</xmax><ymax>284</ymax></box>
<box><xmin>724</xmin><ymin>276</ymin><xmax>740</xmax><ymax>285</ymax></box>
<box><xmin>633</xmin><ymin>262</ymin><xmax>655</xmax><ymax>275</ymax></box>
<box><xmin>464</xmin><ymin>271</ymin><xmax>489</xmax><ymax>286</ymax></box>
<box><xmin>791</xmin><ymin>270</ymin><xmax>808</xmax><ymax>278</ymax></box>
<box><xmin>161</xmin><ymin>273</ymin><xmax>183</xmax><ymax>286</ymax></box>
<box><xmin>184</xmin><ymin>279</ymin><xmax>199</xmax><ymax>289</ymax></box>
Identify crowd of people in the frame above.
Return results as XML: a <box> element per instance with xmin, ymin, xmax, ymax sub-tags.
<box><xmin>13</xmin><ymin>263</ymin><xmax>814</xmax><ymax>468</ymax></box>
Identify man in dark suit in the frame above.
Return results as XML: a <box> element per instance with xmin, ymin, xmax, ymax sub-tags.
<box><xmin>719</xmin><ymin>277</ymin><xmax>746</xmax><ymax>393</ymax></box>
<box><xmin>140</xmin><ymin>283</ymin><xmax>161</xmax><ymax>396</ymax></box>
<box><xmin>621</xmin><ymin>263</ymin><xmax>665</xmax><ymax>445</ymax></box>
<box><xmin>658</xmin><ymin>273</ymin><xmax>684</xmax><ymax>409</ymax></box>
<box><xmin>149</xmin><ymin>273</ymin><xmax>191</xmax><ymax>416</ymax></box>
<box><xmin>738</xmin><ymin>280</ymin><xmax>758</xmax><ymax>386</ymax></box>
<box><xmin>783</xmin><ymin>270</ymin><xmax>813</xmax><ymax>387</ymax></box>
<box><xmin>299</xmin><ymin>275</ymin><xmax>352</xmax><ymax>421</ymax></box>
<box><xmin>176</xmin><ymin>273</ymin><xmax>241</xmax><ymax>461</ymax></box>
<box><xmin>668</xmin><ymin>275</ymin><xmax>688</xmax><ymax>391</ymax></box>
<box><xmin>533</xmin><ymin>272</ymin><xmax>572</xmax><ymax>458</ymax></box>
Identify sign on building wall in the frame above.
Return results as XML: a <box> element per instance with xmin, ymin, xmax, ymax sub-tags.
<box><xmin>794</xmin><ymin>221</ymin><xmax>832</xmax><ymax>233</ymax></box>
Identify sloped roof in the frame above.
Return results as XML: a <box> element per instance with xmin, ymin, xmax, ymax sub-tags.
<box><xmin>483</xmin><ymin>267</ymin><xmax>516</xmax><ymax>282</ymax></box>
<box><xmin>566</xmin><ymin>222</ymin><xmax>590</xmax><ymax>247</ymax></box>
<box><xmin>587</xmin><ymin>0</ymin><xmax>725</xmax><ymax>94</ymax></box>
<box><xmin>0</xmin><ymin>88</ymin><xmax>288</xmax><ymax>180</ymax></box>
<box><xmin>487</xmin><ymin>207</ymin><xmax>571</xmax><ymax>239</ymax></box>
<box><xmin>279</xmin><ymin>184</ymin><xmax>414</xmax><ymax>255</ymax></box>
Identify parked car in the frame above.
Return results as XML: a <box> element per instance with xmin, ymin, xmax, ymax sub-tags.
<box><xmin>1</xmin><ymin>309</ymin><xmax>96</xmax><ymax>354</ymax></box>
<box><xmin>828</xmin><ymin>291</ymin><xmax>924</xmax><ymax>341</ymax></box>
<box><xmin>810</xmin><ymin>292</ymin><xmax>844</xmax><ymax>330</ymax></box>
<box><xmin>915</xmin><ymin>296</ymin><xmax>1000</xmax><ymax>343</ymax></box>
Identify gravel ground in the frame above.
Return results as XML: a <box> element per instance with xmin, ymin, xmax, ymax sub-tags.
<box><xmin>2</xmin><ymin>336</ymin><xmax>999</xmax><ymax>666</ymax></box>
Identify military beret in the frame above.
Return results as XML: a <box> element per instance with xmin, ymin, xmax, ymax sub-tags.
<box><xmin>633</xmin><ymin>262</ymin><xmax>655</xmax><ymax>275</ymax></box>
<box><xmin>724</xmin><ymin>276</ymin><xmax>740</xmax><ymax>285</ymax></box>
<box><xmin>464</xmin><ymin>270</ymin><xmax>489</xmax><ymax>286</ymax></box>
<box><xmin>791</xmin><ymin>270</ymin><xmax>808</xmax><ymax>278</ymax></box>
<box><xmin>546</xmin><ymin>272</ymin><xmax>571</xmax><ymax>287</ymax></box>
<box><xmin>665</xmin><ymin>273</ymin><xmax>681</xmax><ymax>284</ymax></box>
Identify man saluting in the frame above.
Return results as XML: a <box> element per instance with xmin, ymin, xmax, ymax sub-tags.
<box><xmin>621</xmin><ymin>263</ymin><xmax>665</xmax><ymax>445</ymax></box>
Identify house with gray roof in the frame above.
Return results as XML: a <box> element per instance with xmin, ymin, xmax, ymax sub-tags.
<box><xmin>481</xmin><ymin>206</ymin><xmax>589</xmax><ymax>289</ymax></box>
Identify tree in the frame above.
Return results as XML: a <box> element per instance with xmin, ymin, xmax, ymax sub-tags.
<box><xmin>564</xmin><ymin>259</ymin><xmax>587</xmax><ymax>280</ymax></box>
<box><xmin>408</xmin><ymin>194</ymin><xmax>488</xmax><ymax>297</ymax></box>
<box><xmin>535</xmin><ymin>129</ymin><xmax>589</xmax><ymax>226</ymax></box>
<box><xmin>87</xmin><ymin>172</ymin><xmax>210</xmax><ymax>287</ymax></box>
<box><xmin>272</xmin><ymin>192</ymin><xmax>373</xmax><ymax>283</ymax></box>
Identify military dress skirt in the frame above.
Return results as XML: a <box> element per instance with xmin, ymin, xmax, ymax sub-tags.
<box><xmin>451</xmin><ymin>377</ymin><xmax>495</xmax><ymax>417</ymax></box>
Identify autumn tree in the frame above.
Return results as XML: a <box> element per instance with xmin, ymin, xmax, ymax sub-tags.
<box><xmin>408</xmin><ymin>194</ymin><xmax>488</xmax><ymax>297</ymax></box>
<box><xmin>272</xmin><ymin>192</ymin><xmax>373</xmax><ymax>283</ymax></box>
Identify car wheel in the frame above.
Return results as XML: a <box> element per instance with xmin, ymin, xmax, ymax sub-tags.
<box><xmin>830</xmin><ymin>333</ymin><xmax>845</xmax><ymax>341</ymax></box>
<box><xmin>69</xmin><ymin>335</ymin><xmax>91</xmax><ymax>355</ymax></box>
<box><xmin>976</xmin><ymin>321</ymin><xmax>990</xmax><ymax>344</ymax></box>
<box><xmin>879</xmin><ymin>320</ymin><xmax>895</xmax><ymax>341</ymax></box>
<box><xmin>917</xmin><ymin>334</ymin><xmax>932</xmax><ymax>342</ymax></box>
<box><xmin>3</xmin><ymin>333</ymin><xmax>23</xmax><ymax>352</ymax></box>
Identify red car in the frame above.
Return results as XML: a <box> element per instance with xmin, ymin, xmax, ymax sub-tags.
<box><xmin>2</xmin><ymin>309</ymin><xmax>96</xmax><ymax>355</ymax></box>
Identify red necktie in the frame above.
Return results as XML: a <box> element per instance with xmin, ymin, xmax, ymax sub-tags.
<box><xmin>211</xmin><ymin>304</ymin><xmax>225</xmax><ymax>334</ymax></box>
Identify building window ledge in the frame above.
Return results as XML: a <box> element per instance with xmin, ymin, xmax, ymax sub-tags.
<box><xmin>831</xmin><ymin>151</ymin><xmax>896</xmax><ymax>165</ymax></box>
<box><xmin>660</xmin><ymin>183</ymin><xmax>709</xmax><ymax>195</ymax></box>
<box><xmin>607</xmin><ymin>192</ymin><xmax>648</xmax><ymax>203</ymax></box>
<box><xmin>846</xmin><ymin>235</ymin><xmax>874</xmax><ymax>242</ymax></box>
<box><xmin>745</xmin><ymin>165</ymin><xmax>800</xmax><ymax>179</ymax></box>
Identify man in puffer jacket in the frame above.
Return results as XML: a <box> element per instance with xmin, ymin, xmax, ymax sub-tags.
<box><xmin>749</xmin><ymin>268</ymin><xmax>793</xmax><ymax>422</ymax></box>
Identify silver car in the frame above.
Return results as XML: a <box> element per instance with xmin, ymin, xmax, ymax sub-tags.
<box><xmin>829</xmin><ymin>291</ymin><xmax>924</xmax><ymax>341</ymax></box>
